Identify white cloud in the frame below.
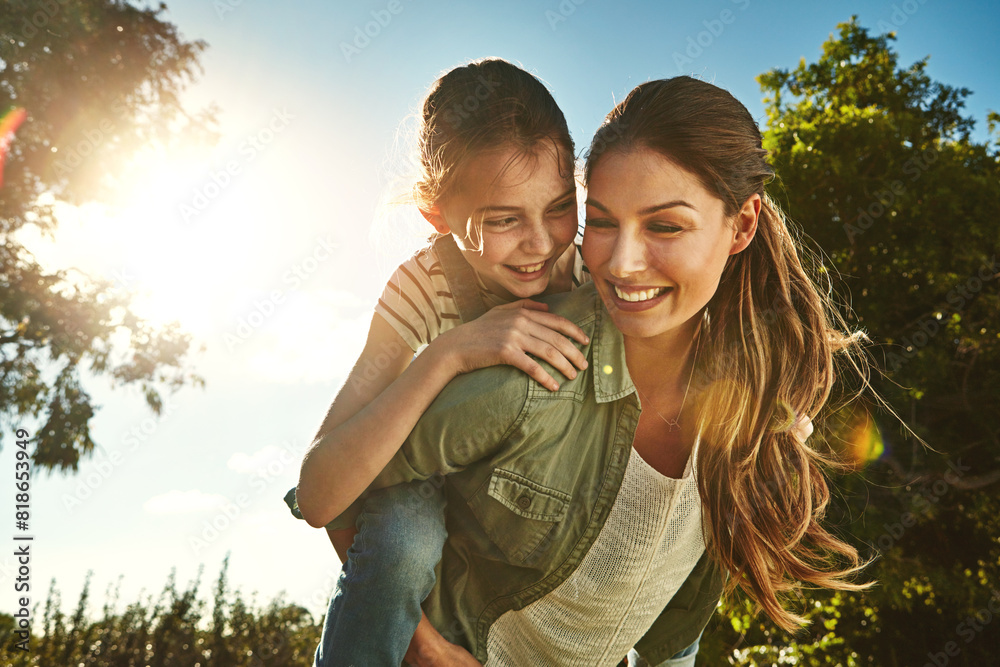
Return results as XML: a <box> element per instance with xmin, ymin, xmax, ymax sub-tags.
<box><xmin>143</xmin><ymin>489</ymin><xmax>229</xmax><ymax>515</ymax></box>
<box><xmin>227</xmin><ymin>445</ymin><xmax>287</xmax><ymax>474</ymax></box>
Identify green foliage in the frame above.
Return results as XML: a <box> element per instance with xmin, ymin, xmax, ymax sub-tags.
<box><xmin>697</xmin><ymin>17</ymin><xmax>1000</xmax><ymax>666</ymax></box>
<box><xmin>0</xmin><ymin>559</ymin><xmax>322</xmax><ymax>666</ymax></box>
<box><xmin>0</xmin><ymin>0</ymin><xmax>213</xmax><ymax>471</ymax></box>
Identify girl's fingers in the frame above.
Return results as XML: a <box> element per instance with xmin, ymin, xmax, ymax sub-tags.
<box><xmin>512</xmin><ymin>299</ymin><xmax>549</xmax><ymax>311</ymax></box>
<box><xmin>521</xmin><ymin>338</ymin><xmax>579</xmax><ymax>384</ymax></box>
<box><xmin>522</xmin><ymin>310</ymin><xmax>591</xmax><ymax>347</ymax></box>
<box><xmin>522</xmin><ymin>320</ymin><xmax>589</xmax><ymax>371</ymax></box>
<box><xmin>508</xmin><ymin>353</ymin><xmax>560</xmax><ymax>391</ymax></box>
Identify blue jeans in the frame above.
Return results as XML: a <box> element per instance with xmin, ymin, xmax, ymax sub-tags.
<box><xmin>629</xmin><ymin>632</ymin><xmax>701</xmax><ymax>666</ymax></box>
<box><xmin>314</xmin><ymin>480</ymin><xmax>448</xmax><ymax>667</ymax></box>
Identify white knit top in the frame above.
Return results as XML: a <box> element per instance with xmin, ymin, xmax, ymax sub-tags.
<box><xmin>485</xmin><ymin>442</ymin><xmax>705</xmax><ymax>666</ymax></box>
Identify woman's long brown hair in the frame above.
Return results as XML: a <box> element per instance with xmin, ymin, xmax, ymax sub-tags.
<box><xmin>585</xmin><ymin>76</ymin><xmax>873</xmax><ymax>632</ymax></box>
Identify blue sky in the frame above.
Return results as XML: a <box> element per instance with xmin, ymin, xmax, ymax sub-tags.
<box><xmin>4</xmin><ymin>0</ymin><xmax>998</xmax><ymax>623</ymax></box>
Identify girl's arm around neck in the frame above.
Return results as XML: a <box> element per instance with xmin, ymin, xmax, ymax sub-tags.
<box><xmin>296</xmin><ymin>313</ymin><xmax>463</xmax><ymax>528</ymax></box>
<box><xmin>296</xmin><ymin>300</ymin><xmax>588</xmax><ymax>528</ymax></box>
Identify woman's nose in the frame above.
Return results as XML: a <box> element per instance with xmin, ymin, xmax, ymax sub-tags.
<box><xmin>609</xmin><ymin>229</ymin><xmax>647</xmax><ymax>278</ymax></box>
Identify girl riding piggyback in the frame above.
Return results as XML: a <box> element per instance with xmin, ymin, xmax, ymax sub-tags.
<box><xmin>289</xmin><ymin>58</ymin><xmax>592</xmax><ymax>666</ymax></box>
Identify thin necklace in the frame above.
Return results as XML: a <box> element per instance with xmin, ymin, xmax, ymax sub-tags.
<box><xmin>633</xmin><ymin>315</ymin><xmax>703</xmax><ymax>432</ymax></box>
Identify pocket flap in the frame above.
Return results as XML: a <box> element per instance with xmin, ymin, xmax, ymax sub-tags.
<box><xmin>487</xmin><ymin>468</ymin><xmax>571</xmax><ymax>522</ymax></box>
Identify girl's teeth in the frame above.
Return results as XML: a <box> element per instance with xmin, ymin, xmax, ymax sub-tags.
<box><xmin>512</xmin><ymin>262</ymin><xmax>545</xmax><ymax>273</ymax></box>
<box><xmin>613</xmin><ymin>285</ymin><xmax>667</xmax><ymax>302</ymax></box>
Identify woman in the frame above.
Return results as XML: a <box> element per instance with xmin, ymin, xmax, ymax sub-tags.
<box><xmin>314</xmin><ymin>76</ymin><xmax>868</xmax><ymax>666</ymax></box>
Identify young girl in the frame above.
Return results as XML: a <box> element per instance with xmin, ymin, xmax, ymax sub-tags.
<box><xmin>291</xmin><ymin>58</ymin><xmax>593</xmax><ymax>665</ymax></box>
<box><xmin>311</xmin><ymin>76</ymin><xmax>867</xmax><ymax>666</ymax></box>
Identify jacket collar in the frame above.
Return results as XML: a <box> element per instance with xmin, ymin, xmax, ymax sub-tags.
<box><xmin>591</xmin><ymin>295</ymin><xmax>637</xmax><ymax>404</ymax></box>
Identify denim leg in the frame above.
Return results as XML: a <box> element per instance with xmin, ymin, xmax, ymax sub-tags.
<box><xmin>314</xmin><ymin>480</ymin><xmax>447</xmax><ymax>667</ymax></box>
<box><xmin>628</xmin><ymin>632</ymin><xmax>701</xmax><ymax>667</ymax></box>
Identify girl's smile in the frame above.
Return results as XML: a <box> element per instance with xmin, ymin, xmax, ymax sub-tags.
<box><xmin>428</xmin><ymin>141</ymin><xmax>578</xmax><ymax>300</ymax></box>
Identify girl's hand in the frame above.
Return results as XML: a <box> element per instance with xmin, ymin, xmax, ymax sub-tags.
<box><xmin>406</xmin><ymin>613</ymin><xmax>483</xmax><ymax>666</ymax></box>
<box><xmin>432</xmin><ymin>299</ymin><xmax>589</xmax><ymax>391</ymax></box>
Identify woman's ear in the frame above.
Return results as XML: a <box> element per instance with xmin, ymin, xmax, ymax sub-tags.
<box><xmin>729</xmin><ymin>193</ymin><xmax>761</xmax><ymax>255</ymax></box>
<box><xmin>419</xmin><ymin>207</ymin><xmax>451</xmax><ymax>235</ymax></box>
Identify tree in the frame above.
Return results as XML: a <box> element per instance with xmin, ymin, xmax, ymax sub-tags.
<box><xmin>0</xmin><ymin>0</ymin><xmax>213</xmax><ymax>471</ymax></box>
<box><xmin>699</xmin><ymin>19</ymin><xmax>1000</xmax><ymax>664</ymax></box>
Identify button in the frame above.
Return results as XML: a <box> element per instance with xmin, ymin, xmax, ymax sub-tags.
<box><xmin>516</xmin><ymin>494</ymin><xmax>532</xmax><ymax>510</ymax></box>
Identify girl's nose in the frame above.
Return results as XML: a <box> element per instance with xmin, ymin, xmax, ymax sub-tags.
<box><xmin>523</xmin><ymin>221</ymin><xmax>555</xmax><ymax>256</ymax></box>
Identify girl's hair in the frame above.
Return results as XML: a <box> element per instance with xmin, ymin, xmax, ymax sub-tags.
<box><xmin>585</xmin><ymin>76</ymin><xmax>872</xmax><ymax>632</ymax></box>
<box><xmin>413</xmin><ymin>58</ymin><xmax>574</xmax><ymax>212</ymax></box>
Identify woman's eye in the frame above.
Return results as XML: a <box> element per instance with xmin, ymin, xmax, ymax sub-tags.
<box><xmin>584</xmin><ymin>218</ymin><xmax>614</xmax><ymax>229</ymax></box>
<box><xmin>649</xmin><ymin>223</ymin><xmax>682</xmax><ymax>234</ymax></box>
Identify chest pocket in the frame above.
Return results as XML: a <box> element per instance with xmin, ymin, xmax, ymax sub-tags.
<box><xmin>468</xmin><ymin>468</ymin><xmax>571</xmax><ymax>564</ymax></box>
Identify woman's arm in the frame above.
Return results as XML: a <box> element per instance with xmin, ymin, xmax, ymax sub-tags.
<box><xmin>296</xmin><ymin>301</ymin><xmax>589</xmax><ymax>528</ymax></box>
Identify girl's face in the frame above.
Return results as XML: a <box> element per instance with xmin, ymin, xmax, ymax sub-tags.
<box><xmin>583</xmin><ymin>146</ymin><xmax>758</xmax><ymax>344</ymax></box>
<box><xmin>433</xmin><ymin>142</ymin><xmax>578</xmax><ymax>300</ymax></box>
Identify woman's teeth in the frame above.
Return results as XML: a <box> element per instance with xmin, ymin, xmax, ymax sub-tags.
<box><xmin>511</xmin><ymin>261</ymin><xmax>546</xmax><ymax>273</ymax></box>
<box><xmin>614</xmin><ymin>285</ymin><xmax>667</xmax><ymax>302</ymax></box>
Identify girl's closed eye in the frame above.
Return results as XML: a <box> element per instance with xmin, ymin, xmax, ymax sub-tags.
<box><xmin>548</xmin><ymin>198</ymin><xmax>576</xmax><ymax>215</ymax></box>
<box><xmin>484</xmin><ymin>216</ymin><xmax>518</xmax><ymax>229</ymax></box>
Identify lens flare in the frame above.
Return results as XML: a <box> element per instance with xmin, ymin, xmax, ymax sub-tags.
<box><xmin>0</xmin><ymin>107</ymin><xmax>28</xmax><ymax>187</ymax></box>
<box><xmin>842</xmin><ymin>410</ymin><xmax>886</xmax><ymax>469</ymax></box>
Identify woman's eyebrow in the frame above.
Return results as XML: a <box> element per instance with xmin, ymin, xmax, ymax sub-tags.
<box><xmin>585</xmin><ymin>198</ymin><xmax>697</xmax><ymax>214</ymax></box>
<box><xmin>640</xmin><ymin>200</ymin><xmax>698</xmax><ymax>214</ymax></box>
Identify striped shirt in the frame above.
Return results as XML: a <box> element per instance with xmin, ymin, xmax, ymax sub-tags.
<box><xmin>375</xmin><ymin>243</ymin><xmax>588</xmax><ymax>352</ymax></box>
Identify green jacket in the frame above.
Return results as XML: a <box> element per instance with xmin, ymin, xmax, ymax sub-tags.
<box><xmin>333</xmin><ymin>282</ymin><xmax>725</xmax><ymax>664</ymax></box>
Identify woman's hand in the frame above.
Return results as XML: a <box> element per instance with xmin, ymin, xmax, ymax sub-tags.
<box><xmin>405</xmin><ymin>613</ymin><xmax>483</xmax><ymax>666</ymax></box>
<box><xmin>430</xmin><ymin>299</ymin><xmax>589</xmax><ymax>391</ymax></box>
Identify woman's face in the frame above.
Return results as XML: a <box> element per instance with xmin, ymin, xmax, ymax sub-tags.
<box><xmin>433</xmin><ymin>142</ymin><xmax>578</xmax><ymax>300</ymax></box>
<box><xmin>583</xmin><ymin>146</ymin><xmax>758</xmax><ymax>343</ymax></box>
